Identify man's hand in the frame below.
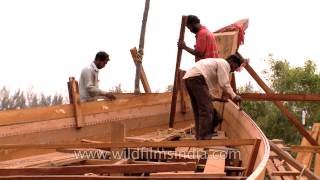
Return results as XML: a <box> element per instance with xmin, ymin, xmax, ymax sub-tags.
<box><xmin>105</xmin><ymin>93</ymin><xmax>116</xmax><ymax>100</ymax></box>
<box><xmin>232</xmin><ymin>95</ymin><xmax>241</xmax><ymax>103</ymax></box>
<box><xmin>177</xmin><ymin>41</ymin><xmax>186</xmax><ymax>49</ymax></box>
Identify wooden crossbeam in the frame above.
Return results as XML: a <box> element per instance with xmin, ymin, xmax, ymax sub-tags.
<box><xmin>244</xmin><ymin>63</ymin><xmax>318</xmax><ymax>145</ymax></box>
<box><xmin>291</xmin><ymin>145</ymin><xmax>320</xmax><ymax>153</ymax></box>
<box><xmin>240</xmin><ymin>93</ymin><xmax>320</xmax><ymax>101</ymax></box>
<box><xmin>0</xmin><ymin>139</ymin><xmax>256</xmax><ymax>149</ymax></box>
<box><xmin>0</xmin><ymin>162</ymin><xmax>196</xmax><ymax>175</ymax></box>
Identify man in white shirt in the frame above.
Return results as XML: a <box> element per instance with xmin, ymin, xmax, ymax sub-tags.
<box><xmin>79</xmin><ymin>51</ymin><xmax>116</xmax><ymax>102</ymax></box>
<box><xmin>183</xmin><ymin>54</ymin><xmax>242</xmax><ymax>140</ymax></box>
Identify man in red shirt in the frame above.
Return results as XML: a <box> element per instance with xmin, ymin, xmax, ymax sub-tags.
<box><xmin>178</xmin><ymin>15</ymin><xmax>219</xmax><ymax>62</ymax></box>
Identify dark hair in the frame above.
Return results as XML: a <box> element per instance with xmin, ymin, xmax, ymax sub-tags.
<box><xmin>95</xmin><ymin>51</ymin><xmax>109</xmax><ymax>61</ymax></box>
<box><xmin>187</xmin><ymin>15</ymin><xmax>200</xmax><ymax>25</ymax></box>
<box><xmin>226</xmin><ymin>53</ymin><xmax>243</xmax><ymax>67</ymax></box>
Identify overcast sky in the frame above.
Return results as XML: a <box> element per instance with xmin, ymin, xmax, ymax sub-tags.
<box><xmin>0</xmin><ymin>0</ymin><xmax>319</xmax><ymax>96</ymax></box>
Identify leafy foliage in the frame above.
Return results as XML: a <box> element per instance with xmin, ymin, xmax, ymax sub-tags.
<box><xmin>240</xmin><ymin>56</ymin><xmax>320</xmax><ymax>144</ymax></box>
<box><xmin>0</xmin><ymin>87</ymin><xmax>64</xmax><ymax>110</ymax></box>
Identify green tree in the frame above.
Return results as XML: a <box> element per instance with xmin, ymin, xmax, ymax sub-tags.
<box><xmin>240</xmin><ymin>55</ymin><xmax>320</xmax><ymax>144</ymax></box>
<box><xmin>0</xmin><ymin>86</ymin><xmax>64</xmax><ymax>110</ymax></box>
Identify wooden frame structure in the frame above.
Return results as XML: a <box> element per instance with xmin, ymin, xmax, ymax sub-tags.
<box><xmin>1</xmin><ymin>17</ymin><xmax>318</xmax><ymax>179</ymax></box>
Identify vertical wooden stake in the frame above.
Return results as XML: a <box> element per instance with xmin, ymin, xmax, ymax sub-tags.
<box><xmin>68</xmin><ymin>77</ymin><xmax>84</xmax><ymax>128</ymax></box>
<box><xmin>134</xmin><ymin>0</ymin><xmax>150</xmax><ymax>94</ymax></box>
<box><xmin>178</xmin><ymin>69</ymin><xmax>187</xmax><ymax>113</ymax></box>
<box><xmin>169</xmin><ymin>15</ymin><xmax>187</xmax><ymax>128</ymax></box>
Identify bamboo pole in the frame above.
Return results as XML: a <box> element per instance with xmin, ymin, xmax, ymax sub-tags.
<box><xmin>134</xmin><ymin>0</ymin><xmax>150</xmax><ymax>94</ymax></box>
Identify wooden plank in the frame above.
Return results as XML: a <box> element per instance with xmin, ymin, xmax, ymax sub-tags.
<box><xmin>110</xmin><ymin>122</ymin><xmax>125</xmax><ymax>162</ymax></box>
<box><xmin>0</xmin><ymin>152</ymin><xmax>83</xmax><ymax>168</ymax></box>
<box><xmin>178</xmin><ymin>69</ymin><xmax>187</xmax><ymax>113</ymax></box>
<box><xmin>240</xmin><ymin>93</ymin><xmax>320</xmax><ymax>101</ymax></box>
<box><xmin>315</xmin><ymin>131</ymin><xmax>320</xmax><ymax>176</ymax></box>
<box><xmin>244</xmin><ymin>138</ymin><xmax>261</xmax><ymax>176</ymax></box>
<box><xmin>69</xmin><ymin>77</ymin><xmax>84</xmax><ymax>128</ymax></box>
<box><xmin>0</xmin><ymin>139</ymin><xmax>256</xmax><ymax>149</ymax></box>
<box><xmin>274</xmin><ymin>142</ymin><xmax>298</xmax><ymax>180</ymax></box>
<box><xmin>204</xmin><ymin>132</ymin><xmax>227</xmax><ymax>174</ymax></box>
<box><xmin>269</xmin><ymin>140</ymin><xmax>318</xmax><ymax>179</ymax></box>
<box><xmin>130</xmin><ymin>47</ymin><xmax>151</xmax><ymax>93</ymax></box>
<box><xmin>296</xmin><ymin>123</ymin><xmax>320</xmax><ymax>168</ymax></box>
<box><xmin>291</xmin><ymin>145</ymin><xmax>320</xmax><ymax>153</ymax></box>
<box><xmin>0</xmin><ymin>175</ymin><xmax>247</xmax><ymax>180</ymax></box>
<box><xmin>169</xmin><ymin>15</ymin><xmax>187</xmax><ymax>128</ymax></box>
<box><xmin>204</xmin><ymin>156</ymin><xmax>225</xmax><ymax>174</ymax></box>
<box><xmin>0</xmin><ymin>162</ymin><xmax>196</xmax><ymax>175</ymax></box>
<box><xmin>125</xmin><ymin>124</ymin><xmax>193</xmax><ymax>142</ymax></box>
<box><xmin>213</xmin><ymin>31</ymin><xmax>239</xmax><ymax>59</ymax></box>
<box><xmin>150</xmin><ymin>172</ymin><xmax>227</xmax><ymax>178</ymax></box>
<box><xmin>213</xmin><ymin>99</ymin><xmax>270</xmax><ymax>179</ymax></box>
<box><xmin>245</xmin><ymin>63</ymin><xmax>318</xmax><ymax>146</ymax></box>
<box><xmin>0</xmin><ymin>116</ymin><xmax>193</xmax><ymax>161</ymax></box>
<box><xmin>266</xmin><ymin>159</ymin><xmax>282</xmax><ymax>180</ymax></box>
<box><xmin>271</xmin><ymin>171</ymin><xmax>300</xmax><ymax>176</ymax></box>
<box><xmin>273</xmin><ymin>158</ymin><xmax>294</xmax><ymax>180</ymax></box>
<box><xmin>0</xmin><ymin>93</ymin><xmax>175</xmax><ymax>126</ymax></box>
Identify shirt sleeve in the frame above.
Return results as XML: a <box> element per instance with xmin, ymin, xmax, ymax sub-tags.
<box><xmin>81</xmin><ymin>68</ymin><xmax>106</xmax><ymax>97</ymax></box>
<box><xmin>216</xmin><ymin>62</ymin><xmax>236</xmax><ymax>99</ymax></box>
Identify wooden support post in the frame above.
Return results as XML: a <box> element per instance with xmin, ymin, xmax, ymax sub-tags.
<box><xmin>169</xmin><ymin>15</ymin><xmax>187</xmax><ymax>128</ymax></box>
<box><xmin>230</xmin><ymin>73</ymin><xmax>237</xmax><ymax>94</ymax></box>
<box><xmin>178</xmin><ymin>69</ymin><xmax>187</xmax><ymax>113</ymax></box>
<box><xmin>295</xmin><ymin>123</ymin><xmax>320</xmax><ymax>168</ymax></box>
<box><xmin>67</xmin><ymin>80</ymin><xmax>73</xmax><ymax>104</ymax></box>
<box><xmin>240</xmin><ymin>93</ymin><xmax>320</xmax><ymax>101</ymax></box>
<box><xmin>269</xmin><ymin>140</ymin><xmax>319</xmax><ymax>180</ymax></box>
<box><xmin>130</xmin><ymin>47</ymin><xmax>151</xmax><ymax>93</ymax></box>
<box><xmin>134</xmin><ymin>0</ymin><xmax>150</xmax><ymax>94</ymax></box>
<box><xmin>244</xmin><ymin>138</ymin><xmax>261</xmax><ymax>176</ymax></box>
<box><xmin>110</xmin><ymin>122</ymin><xmax>125</xmax><ymax>160</ymax></box>
<box><xmin>68</xmin><ymin>77</ymin><xmax>84</xmax><ymax>128</ymax></box>
<box><xmin>244</xmin><ymin>63</ymin><xmax>318</xmax><ymax>146</ymax></box>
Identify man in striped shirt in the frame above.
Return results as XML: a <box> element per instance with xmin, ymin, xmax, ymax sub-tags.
<box><xmin>178</xmin><ymin>15</ymin><xmax>219</xmax><ymax>62</ymax></box>
<box><xmin>183</xmin><ymin>54</ymin><xmax>242</xmax><ymax>140</ymax></box>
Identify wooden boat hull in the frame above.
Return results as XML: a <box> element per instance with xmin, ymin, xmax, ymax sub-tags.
<box><xmin>0</xmin><ymin>92</ymin><xmax>269</xmax><ymax>179</ymax></box>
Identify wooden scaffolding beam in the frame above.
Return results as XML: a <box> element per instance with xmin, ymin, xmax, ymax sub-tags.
<box><xmin>244</xmin><ymin>62</ymin><xmax>318</xmax><ymax>145</ymax></box>
<box><xmin>169</xmin><ymin>15</ymin><xmax>187</xmax><ymax>128</ymax></box>
<box><xmin>240</xmin><ymin>93</ymin><xmax>320</xmax><ymax>102</ymax></box>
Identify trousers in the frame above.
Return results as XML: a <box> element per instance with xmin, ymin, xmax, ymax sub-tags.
<box><xmin>185</xmin><ymin>75</ymin><xmax>213</xmax><ymax>140</ymax></box>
